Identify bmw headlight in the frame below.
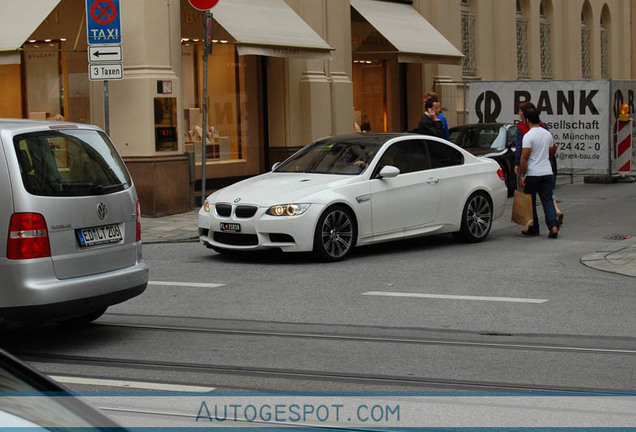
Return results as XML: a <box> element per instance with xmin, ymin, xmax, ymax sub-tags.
<box><xmin>266</xmin><ymin>203</ymin><xmax>310</xmax><ymax>217</ymax></box>
<box><xmin>203</xmin><ymin>199</ymin><xmax>212</xmax><ymax>213</ymax></box>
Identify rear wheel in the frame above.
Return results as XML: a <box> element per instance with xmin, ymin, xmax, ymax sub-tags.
<box><xmin>457</xmin><ymin>192</ymin><xmax>493</xmax><ymax>243</ymax></box>
<box><xmin>313</xmin><ymin>206</ymin><xmax>355</xmax><ymax>261</ymax></box>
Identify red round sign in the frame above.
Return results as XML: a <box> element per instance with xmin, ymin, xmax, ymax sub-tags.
<box><xmin>187</xmin><ymin>0</ymin><xmax>219</xmax><ymax>11</ymax></box>
<box><xmin>91</xmin><ymin>0</ymin><xmax>118</xmax><ymax>25</ymax></box>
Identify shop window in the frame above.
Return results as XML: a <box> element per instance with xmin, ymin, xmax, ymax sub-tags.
<box><xmin>154</xmin><ymin>97</ymin><xmax>178</xmax><ymax>152</ymax></box>
<box><xmin>0</xmin><ymin>64</ymin><xmax>23</xmax><ymax>118</ymax></box>
<box><xmin>23</xmin><ymin>43</ymin><xmax>62</xmax><ymax>120</ymax></box>
<box><xmin>181</xmin><ymin>40</ymin><xmax>256</xmax><ymax>165</ymax></box>
<box><xmin>19</xmin><ymin>40</ymin><xmax>90</xmax><ymax>124</ymax></box>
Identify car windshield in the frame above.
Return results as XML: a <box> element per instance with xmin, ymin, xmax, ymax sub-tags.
<box><xmin>0</xmin><ymin>354</ymin><xmax>99</xmax><ymax>428</ymax></box>
<box><xmin>13</xmin><ymin>129</ymin><xmax>131</xmax><ymax>197</ymax></box>
<box><xmin>275</xmin><ymin>139</ymin><xmax>381</xmax><ymax>175</ymax></box>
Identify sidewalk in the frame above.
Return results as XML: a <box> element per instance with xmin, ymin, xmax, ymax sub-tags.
<box><xmin>141</xmin><ymin>210</ymin><xmax>200</xmax><ymax>244</ymax></box>
<box><xmin>580</xmin><ymin>237</ymin><xmax>636</xmax><ymax>277</ymax></box>
<box><xmin>140</xmin><ymin>208</ymin><xmax>636</xmax><ymax>278</ymax></box>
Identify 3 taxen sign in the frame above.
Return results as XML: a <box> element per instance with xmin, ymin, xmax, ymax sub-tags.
<box><xmin>86</xmin><ymin>0</ymin><xmax>122</xmax><ymax>45</ymax></box>
<box><xmin>89</xmin><ymin>63</ymin><xmax>123</xmax><ymax>81</ymax></box>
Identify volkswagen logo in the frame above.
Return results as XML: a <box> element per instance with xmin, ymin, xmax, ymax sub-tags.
<box><xmin>97</xmin><ymin>202</ymin><xmax>108</xmax><ymax>220</ymax></box>
<box><xmin>234</xmin><ymin>198</ymin><xmax>241</xmax><ymax>203</ymax></box>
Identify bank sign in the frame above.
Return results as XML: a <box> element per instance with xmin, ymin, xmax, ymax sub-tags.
<box><xmin>469</xmin><ymin>80</ymin><xmax>636</xmax><ymax>175</ymax></box>
<box><xmin>86</xmin><ymin>0</ymin><xmax>122</xmax><ymax>45</ymax></box>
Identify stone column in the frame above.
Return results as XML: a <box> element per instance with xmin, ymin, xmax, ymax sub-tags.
<box><xmin>287</xmin><ymin>0</ymin><xmax>333</xmax><ymax>145</ymax></box>
<box><xmin>91</xmin><ymin>0</ymin><xmax>190</xmax><ymax>216</ymax></box>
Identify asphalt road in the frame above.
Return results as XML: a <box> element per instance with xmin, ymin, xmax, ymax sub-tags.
<box><xmin>1</xmin><ymin>176</ymin><xmax>635</xmax><ymax>426</ymax></box>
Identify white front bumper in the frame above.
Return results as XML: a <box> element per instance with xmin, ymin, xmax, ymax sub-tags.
<box><xmin>197</xmin><ymin>204</ymin><xmax>326</xmax><ymax>253</ymax></box>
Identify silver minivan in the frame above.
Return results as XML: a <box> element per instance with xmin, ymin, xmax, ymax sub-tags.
<box><xmin>0</xmin><ymin>119</ymin><xmax>148</xmax><ymax>328</ymax></box>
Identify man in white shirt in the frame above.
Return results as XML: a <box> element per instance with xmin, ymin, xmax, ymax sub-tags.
<box><xmin>519</xmin><ymin>107</ymin><xmax>560</xmax><ymax>239</ymax></box>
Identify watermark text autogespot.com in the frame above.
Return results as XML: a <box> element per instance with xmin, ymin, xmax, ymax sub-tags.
<box><xmin>195</xmin><ymin>401</ymin><xmax>400</xmax><ymax>424</ymax></box>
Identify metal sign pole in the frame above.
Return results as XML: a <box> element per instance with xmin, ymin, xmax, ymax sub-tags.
<box><xmin>104</xmin><ymin>81</ymin><xmax>110</xmax><ymax>135</ymax></box>
<box><xmin>201</xmin><ymin>10</ymin><xmax>213</xmax><ymax>204</ymax></box>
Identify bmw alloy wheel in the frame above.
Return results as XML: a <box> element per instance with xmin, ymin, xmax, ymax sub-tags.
<box><xmin>459</xmin><ymin>192</ymin><xmax>492</xmax><ymax>242</ymax></box>
<box><xmin>314</xmin><ymin>206</ymin><xmax>355</xmax><ymax>261</ymax></box>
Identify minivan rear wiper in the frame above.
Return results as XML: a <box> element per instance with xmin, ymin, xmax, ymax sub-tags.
<box><xmin>92</xmin><ymin>183</ymin><xmax>126</xmax><ymax>195</ymax></box>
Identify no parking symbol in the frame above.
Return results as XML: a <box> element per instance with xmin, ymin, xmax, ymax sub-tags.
<box><xmin>86</xmin><ymin>0</ymin><xmax>122</xmax><ymax>45</ymax></box>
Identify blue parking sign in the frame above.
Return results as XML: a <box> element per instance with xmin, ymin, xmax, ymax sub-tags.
<box><xmin>86</xmin><ymin>0</ymin><xmax>122</xmax><ymax>45</ymax></box>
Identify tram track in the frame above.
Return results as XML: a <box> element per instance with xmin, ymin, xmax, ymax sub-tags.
<box><xmin>16</xmin><ymin>351</ymin><xmax>627</xmax><ymax>394</ymax></box>
<box><xmin>6</xmin><ymin>315</ymin><xmax>635</xmax><ymax>394</ymax></box>
<box><xmin>92</xmin><ymin>320</ymin><xmax>636</xmax><ymax>356</ymax></box>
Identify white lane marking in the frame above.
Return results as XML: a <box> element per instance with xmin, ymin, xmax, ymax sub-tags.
<box><xmin>148</xmin><ymin>281</ymin><xmax>224</xmax><ymax>288</ymax></box>
<box><xmin>50</xmin><ymin>376</ymin><xmax>215</xmax><ymax>392</ymax></box>
<box><xmin>362</xmin><ymin>291</ymin><xmax>548</xmax><ymax>304</ymax></box>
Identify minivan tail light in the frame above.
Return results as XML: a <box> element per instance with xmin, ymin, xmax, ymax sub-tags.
<box><xmin>7</xmin><ymin>213</ymin><xmax>51</xmax><ymax>260</ymax></box>
<box><xmin>136</xmin><ymin>201</ymin><xmax>142</xmax><ymax>242</ymax></box>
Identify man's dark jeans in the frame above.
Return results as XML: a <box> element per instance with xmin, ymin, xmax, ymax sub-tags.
<box><xmin>523</xmin><ymin>174</ymin><xmax>558</xmax><ymax>234</ymax></box>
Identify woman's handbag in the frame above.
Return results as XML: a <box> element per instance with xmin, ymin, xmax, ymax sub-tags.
<box><xmin>511</xmin><ymin>190</ymin><xmax>533</xmax><ymax>226</ymax></box>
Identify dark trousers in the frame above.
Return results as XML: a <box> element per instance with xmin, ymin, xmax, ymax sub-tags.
<box><xmin>523</xmin><ymin>175</ymin><xmax>558</xmax><ymax>234</ymax></box>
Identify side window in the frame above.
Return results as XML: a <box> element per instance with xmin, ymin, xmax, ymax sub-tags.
<box><xmin>377</xmin><ymin>140</ymin><xmax>431</xmax><ymax>175</ymax></box>
<box><xmin>507</xmin><ymin>125</ymin><xmax>517</xmax><ymax>147</ymax></box>
<box><xmin>427</xmin><ymin>140</ymin><xmax>464</xmax><ymax>168</ymax></box>
<box><xmin>476</xmin><ymin>127</ymin><xmax>499</xmax><ymax>148</ymax></box>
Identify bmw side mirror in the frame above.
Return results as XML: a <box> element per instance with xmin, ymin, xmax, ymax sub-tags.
<box><xmin>378</xmin><ymin>165</ymin><xmax>400</xmax><ymax>178</ymax></box>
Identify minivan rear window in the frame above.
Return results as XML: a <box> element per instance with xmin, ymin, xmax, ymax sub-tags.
<box><xmin>13</xmin><ymin>129</ymin><xmax>131</xmax><ymax>197</ymax></box>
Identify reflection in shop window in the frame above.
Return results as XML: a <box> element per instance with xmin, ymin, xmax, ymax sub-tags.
<box><xmin>181</xmin><ymin>40</ymin><xmax>251</xmax><ymax>163</ymax></box>
<box><xmin>24</xmin><ymin>43</ymin><xmax>62</xmax><ymax>120</ymax></box>
<box><xmin>15</xmin><ymin>40</ymin><xmax>90</xmax><ymax>124</ymax></box>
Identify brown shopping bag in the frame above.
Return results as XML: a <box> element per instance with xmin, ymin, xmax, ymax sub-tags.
<box><xmin>511</xmin><ymin>190</ymin><xmax>534</xmax><ymax>227</ymax></box>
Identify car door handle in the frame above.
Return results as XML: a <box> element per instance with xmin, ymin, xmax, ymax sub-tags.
<box><xmin>426</xmin><ymin>177</ymin><xmax>440</xmax><ymax>184</ymax></box>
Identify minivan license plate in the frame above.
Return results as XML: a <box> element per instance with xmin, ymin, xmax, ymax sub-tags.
<box><xmin>77</xmin><ymin>224</ymin><xmax>122</xmax><ymax>247</ymax></box>
<box><xmin>220</xmin><ymin>223</ymin><xmax>241</xmax><ymax>232</ymax></box>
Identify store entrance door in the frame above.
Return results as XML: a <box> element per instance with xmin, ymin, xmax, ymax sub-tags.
<box><xmin>353</xmin><ymin>59</ymin><xmax>385</xmax><ymax>133</ymax></box>
<box><xmin>353</xmin><ymin>58</ymin><xmax>407</xmax><ymax>133</ymax></box>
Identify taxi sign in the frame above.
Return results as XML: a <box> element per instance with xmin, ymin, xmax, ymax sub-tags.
<box><xmin>86</xmin><ymin>0</ymin><xmax>122</xmax><ymax>45</ymax></box>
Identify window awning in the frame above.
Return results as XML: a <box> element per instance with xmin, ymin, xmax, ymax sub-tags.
<box><xmin>0</xmin><ymin>0</ymin><xmax>61</xmax><ymax>63</ymax></box>
<box><xmin>211</xmin><ymin>0</ymin><xmax>333</xmax><ymax>60</ymax></box>
<box><xmin>350</xmin><ymin>0</ymin><xmax>463</xmax><ymax>65</ymax></box>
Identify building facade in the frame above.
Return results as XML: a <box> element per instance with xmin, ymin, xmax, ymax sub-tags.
<box><xmin>0</xmin><ymin>0</ymin><xmax>632</xmax><ymax>216</ymax></box>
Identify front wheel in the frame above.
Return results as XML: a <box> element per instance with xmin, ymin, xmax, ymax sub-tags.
<box><xmin>456</xmin><ymin>192</ymin><xmax>493</xmax><ymax>243</ymax></box>
<box><xmin>313</xmin><ymin>206</ymin><xmax>356</xmax><ymax>261</ymax></box>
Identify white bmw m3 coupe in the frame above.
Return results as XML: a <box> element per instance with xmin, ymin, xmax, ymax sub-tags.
<box><xmin>198</xmin><ymin>133</ymin><xmax>508</xmax><ymax>261</ymax></box>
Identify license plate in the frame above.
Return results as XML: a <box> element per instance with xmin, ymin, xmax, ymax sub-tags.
<box><xmin>77</xmin><ymin>224</ymin><xmax>123</xmax><ymax>247</ymax></box>
<box><xmin>220</xmin><ymin>223</ymin><xmax>241</xmax><ymax>232</ymax></box>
